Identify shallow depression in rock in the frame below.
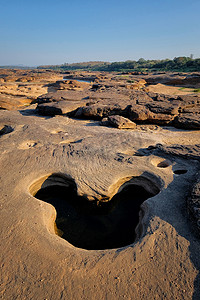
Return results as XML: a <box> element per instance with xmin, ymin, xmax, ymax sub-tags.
<box><xmin>32</xmin><ymin>174</ymin><xmax>160</xmax><ymax>250</ymax></box>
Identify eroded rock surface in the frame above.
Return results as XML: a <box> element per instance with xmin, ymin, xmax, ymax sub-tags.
<box><xmin>101</xmin><ymin>115</ymin><xmax>137</xmax><ymax>129</ymax></box>
<box><xmin>34</xmin><ymin>80</ymin><xmax>200</xmax><ymax>129</ymax></box>
<box><xmin>0</xmin><ymin>69</ymin><xmax>63</xmax><ymax>110</ymax></box>
<box><xmin>188</xmin><ymin>176</ymin><xmax>200</xmax><ymax>233</ymax></box>
<box><xmin>0</xmin><ymin>70</ymin><xmax>200</xmax><ymax>300</ymax></box>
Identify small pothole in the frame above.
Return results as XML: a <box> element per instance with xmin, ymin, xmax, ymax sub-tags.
<box><xmin>30</xmin><ymin>174</ymin><xmax>160</xmax><ymax>250</ymax></box>
<box><xmin>0</xmin><ymin>125</ymin><xmax>13</xmax><ymax>136</ymax></box>
<box><xmin>173</xmin><ymin>169</ymin><xmax>188</xmax><ymax>175</ymax></box>
<box><xmin>157</xmin><ymin>160</ymin><xmax>171</xmax><ymax>168</ymax></box>
<box><xmin>151</xmin><ymin>157</ymin><xmax>171</xmax><ymax>168</ymax></box>
<box><xmin>18</xmin><ymin>141</ymin><xmax>39</xmax><ymax>149</ymax></box>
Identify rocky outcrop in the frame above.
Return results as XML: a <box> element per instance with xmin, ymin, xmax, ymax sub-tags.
<box><xmin>75</xmin><ymin>103</ymin><xmax>127</xmax><ymax>119</ymax></box>
<box><xmin>73</xmin><ymin>92</ymin><xmax>200</xmax><ymax>129</ymax></box>
<box><xmin>37</xmin><ymin>100</ymin><xmax>87</xmax><ymax>116</ymax></box>
<box><xmin>0</xmin><ymin>70</ymin><xmax>200</xmax><ymax>299</ymax></box>
<box><xmin>0</xmin><ymin>94</ymin><xmax>33</xmax><ymax>110</ymax></box>
<box><xmin>101</xmin><ymin>115</ymin><xmax>136</xmax><ymax>129</ymax></box>
<box><xmin>49</xmin><ymin>79</ymin><xmax>90</xmax><ymax>91</ymax></box>
<box><xmin>35</xmin><ymin>89</ymin><xmax>200</xmax><ymax>129</ymax></box>
<box><xmin>35</xmin><ymin>90</ymin><xmax>88</xmax><ymax>104</ymax></box>
<box><xmin>155</xmin><ymin>144</ymin><xmax>200</xmax><ymax>161</ymax></box>
<box><xmin>173</xmin><ymin>114</ymin><xmax>200</xmax><ymax>129</ymax></box>
<box><xmin>143</xmin><ymin>73</ymin><xmax>200</xmax><ymax>88</ymax></box>
<box><xmin>0</xmin><ymin>68</ymin><xmax>62</xmax><ymax>83</ymax></box>
<box><xmin>0</xmin><ymin>69</ymin><xmax>63</xmax><ymax>110</ymax></box>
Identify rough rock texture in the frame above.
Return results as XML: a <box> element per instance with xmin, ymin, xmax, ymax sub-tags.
<box><xmin>0</xmin><ymin>94</ymin><xmax>33</xmax><ymax>110</ymax></box>
<box><xmin>36</xmin><ymin>100</ymin><xmax>88</xmax><ymax>116</ymax></box>
<box><xmin>0</xmin><ymin>69</ymin><xmax>63</xmax><ymax>110</ymax></box>
<box><xmin>73</xmin><ymin>93</ymin><xmax>200</xmax><ymax>129</ymax></box>
<box><xmin>101</xmin><ymin>115</ymin><xmax>137</xmax><ymax>129</ymax></box>
<box><xmin>173</xmin><ymin>114</ymin><xmax>200</xmax><ymax>129</ymax></box>
<box><xmin>187</xmin><ymin>176</ymin><xmax>200</xmax><ymax>233</ymax></box>
<box><xmin>49</xmin><ymin>79</ymin><xmax>91</xmax><ymax>90</ymax></box>
<box><xmin>0</xmin><ymin>107</ymin><xmax>200</xmax><ymax>299</ymax></box>
<box><xmin>141</xmin><ymin>73</ymin><xmax>200</xmax><ymax>88</ymax></box>
<box><xmin>0</xmin><ymin>70</ymin><xmax>200</xmax><ymax>300</ymax></box>
<box><xmin>36</xmin><ymin>89</ymin><xmax>200</xmax><ymax>129</ymax></box>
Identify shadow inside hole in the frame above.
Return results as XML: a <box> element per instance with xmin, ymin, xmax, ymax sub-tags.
<box><xmin>34</xmin><ymin>180</ymin><xmax>159</xmax><ymax>250</ymax></box>
<box><xmin>173</xmin><ymin>169</ymin><xmax>187</xmax><ymax>175</ymax></box>
<box><xmin>157</xmin><ymin>160</ymin><xmax>170</xmax><ymax>168</ymax></box>
<box><xmin>0</xmin><ymin>125</ymin><xmax>13</xmax><ymax>136</ymax></box>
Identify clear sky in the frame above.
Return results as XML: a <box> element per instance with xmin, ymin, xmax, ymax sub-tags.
<box><xmin>0</xmin><ymin>0</ymin><xmax>199</xmax><ymax>66</ymax></box>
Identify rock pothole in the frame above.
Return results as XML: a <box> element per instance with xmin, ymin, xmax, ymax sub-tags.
<box><xmin>30</xmin><ymin>174</ymin><xmax>160</xmax><ymax>250</ymax></box>
<box><xmin>18</xmin><ymin>141</ymin><xmax>39</xmax><ymax>149</ymax></box>
<box><xmin>157</xmin><ymin>160</ymin><xmax>171</xmax><ymax>168</ymax></box>
<box><xmin>173</xmin><ymin>169</ymin><xmax>188</xmax><ymax>175</ymax></box>
<box><xmin>0</xmin><ymin>125</ymin><xmax>13</xmax><ymax>136</ymax></box>
<box><xmin>151</xmin><ymin>157</ymin><xmax>172</xmax><ymax>168</ymax></box>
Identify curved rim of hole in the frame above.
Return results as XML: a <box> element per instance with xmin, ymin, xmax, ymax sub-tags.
<box><xmin>29</xmin><ymin>173</ymin><xmax>77</xmax><ymax>197</ymax></box>
<box><xmin>29</xmin><ymin>172</ymin><xmax>162</xmax><ymax>250</ymax></box>
<box><xmin>151</xmin><ymin>157</ymin><xmax>172</xmax><ymax>169</ymax></box>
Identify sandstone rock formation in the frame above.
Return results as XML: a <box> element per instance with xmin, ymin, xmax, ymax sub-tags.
<box><xmin>0</xmin><ymin>70</ymin><xmax>200</xmax><ymax>300</ymax></box>
<box><xmin>0</xmin><ymin>69</ymin><xmax>63</xmax><ymax>110</ymax></box>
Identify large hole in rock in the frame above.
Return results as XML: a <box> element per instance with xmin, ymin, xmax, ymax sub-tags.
<box><xmin>31</xmin><ymin>174</ymin><xmax>160</xmax><ymax>250</ymax></box>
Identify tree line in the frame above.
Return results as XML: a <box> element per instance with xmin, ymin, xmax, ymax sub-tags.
<box><xmin>38</xmin><ymin>57</ymin><xmax>200</xmax><ymax>72</ymax></box>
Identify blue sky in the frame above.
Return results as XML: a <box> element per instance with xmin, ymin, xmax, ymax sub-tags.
<box><xmin>0</xmin><ymin>0</ymin><xmax>199</xmax><ymax>66</ymax></box>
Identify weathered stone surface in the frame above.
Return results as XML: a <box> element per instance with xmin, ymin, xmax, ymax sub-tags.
<box><xmin>129</xmin><ymin>105</ymin><xmax>175</xmax><ymax>125</ymax></box>
<box><xmin>38</xmin><ymin>87</ymin><xmax>198</xmax><ymax>129</ymax></box>
<box><xmin>75</xmin><ymin>103</ymin><xmax>126</xmax><ymax>119</ymax></box>
<box><xmin>146</xmin><ymin>101</ymin><xmax>180</xmax><ymax>115</ymax></box>
<box><xmin>49</xmin><ymin>79</ymin><xmax>90</xmax><ymax>90</ymax></box>
<box><xmin>1</xmin><ymin>70</ymin><xmax>200</xmax><ymax>300</ymax></box>
<box><xmin>0</xmin><ymin>124</ymin><xmax>13</xmax><ymax>135</ymax></box>
<box><xmin>155</xmin><ymin>144</ymin><xmax>200</xmax><ymax>161</ymax></box>
<box><xmin>35</xmin><ymin>89</ymin><xmax>130</xmax><ymax>104</ymax></box>
<box><xmin>0</xmin><ymin>94</ymin><xmax>33</xmax><ymax>110</ymax></box>
<box><xmin>143</xmin><ymin>73</ymin><xmax>200</xmax><ymax>88</ymax></box>
<box><xmin>37</xmin><ymin>100</ymin><xmax>86</xmax><ymax>116</ymax></box>
<box><xmin>0</xmin><ymin>68</ymin><xmax>62</xmax><ymax>83</ymax></box>
<box><xmin>187</xmin><ymin>175</ymin><xmax>200</xmax><ymax>233</ymax></box>
<box><xmin>173</xmin><ymin>113</ymin><xmax>200</xmax><ymax>129</ymax></box>
<box><xmin>0</xmin><ymin>108</ymin><xmax>200</xmax><ymax>300</ymax></box>
<box><xmin>101</xmin><ymin>115</ymin><xmax>136</xmax><ymax>129</ymax></box>
<box><xmin>0</xmin><ymin>69</ymin><xmax>63</xmax><ymax>110</ymax></box>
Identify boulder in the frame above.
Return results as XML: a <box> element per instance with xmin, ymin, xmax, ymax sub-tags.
<box><xmin>101</xmin><ymin>115</ymin><xmax>136</xmax><ymax>129</ymax></box>
<box><xmin>173</xmin><ymin>114</ymin><xmax>200</xmax><ymax>129</ymax></box>
<box><xmin>128</xmin><ymin>105</ymin><xmax>175</xmax><ymax>125</ymax></box>
<box><xmin>75</xmin><ymin>103</ymin><xmax>125</xmax><ymax>119</ymax></box>
<box><xmin>146</xmin><ymin>101</ymin><xmax>180</xmax><ymax>115</ymax></box>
